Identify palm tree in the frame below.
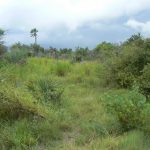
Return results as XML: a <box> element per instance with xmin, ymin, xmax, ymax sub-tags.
<box><xmin>30</xmin><ymin>28</ymin><xmax>38</xmax><ymax>44</ymax></box>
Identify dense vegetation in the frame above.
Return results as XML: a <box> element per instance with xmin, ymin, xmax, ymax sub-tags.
<box><xmin>0</xmin><ymin>29</ymin><xmax>150</xmax><ymax>149</ymax></box>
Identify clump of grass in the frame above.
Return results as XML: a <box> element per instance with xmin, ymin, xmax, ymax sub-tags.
<box><xmin>75</xmin><ymin>121</ymin><xmax>109</xmax><ymax>146</ymax></box>
<box><xmin>67</xmin><ymin>61</ymin><xmax>100</xmax><ymax>86</ymax></box>
<box><xmin>0</xmin><ymin>119</ymin><xmax>62</xmax><ymax>150</ymax></box>
<box><xmin>54</xmin><ymin>61</ymin><xmax>71</xmax><ymax>77</ymax></box>
<box><xmin>0</xmin><ymin>84</ymin><xmax>48</xmax><ymax>120</ymax></box>
<box><xmin>0</xmin><ymin>119</ymin><xmax>37</xmax><ymax>150</ymax></box>
<box><xmin>26</xmin><ymin>77</ymin><xmax>64</xmax><ymax>103</ymax></box>
<box><xmin>118</xmin><ymin>130</ymin><xmax>150</xmax><ymax>150</ymax></box>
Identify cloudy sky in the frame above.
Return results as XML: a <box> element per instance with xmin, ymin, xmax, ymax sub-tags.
<box><xmin>0</xmin><ymin>0</ymin><xmax>150</xmax><ymax>48</ymax></box>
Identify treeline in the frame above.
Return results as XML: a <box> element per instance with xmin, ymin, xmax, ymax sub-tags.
<box><xmin>0</xmin><ymin>30</ymin><xmax>148</xmax><ymax>63</ymax></box>
<box><xmin>0</xmin><ymin>29</ymin><xmax>148</xmax><ymax>61</ymax></box>
<box><xmin>0</xmin><ymin>28</ymin><xmax>150</xmax><ymax>99</ymax></box>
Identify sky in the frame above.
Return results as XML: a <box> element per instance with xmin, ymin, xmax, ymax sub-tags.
<box><xmin>0</xmin><ymin>0</ymin><xmax>150</xmax><ymax>48</ymax></box>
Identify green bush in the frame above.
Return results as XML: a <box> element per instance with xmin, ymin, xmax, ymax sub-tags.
<box><xmin>139</xmin><ymin>64</ymin><xmax>150</xmax><ymax>99</ymax></box>
<box><xmin>103</xmin><ymin>42</ymin><xmax>150</xmax><ymax>89</ymax></box>
<box><xmin>27</xmin><ymin>78</ymin><xmax>64</xmax><ymax>103</ymax></box>
<box><xmin>0</xmin><ymin>44</ymin><xmax>7</xmax><ymax>57</ymax></box>
<box><xmin>101</xmin><ymin>90</ymin><xmax>150</xmax><ymax>131</ymax></box>
<box><xmin>103</xmin><ymin>35</ymin><xmax>150</xmax><ymax>90</ymax></box>
<box><xmin>5</xmin><ymin>48</ymin><xmax>28</xmax><ymax>64</ymax></box>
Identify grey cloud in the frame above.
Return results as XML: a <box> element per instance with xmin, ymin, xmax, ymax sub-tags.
<box><xmin>1</xmin><ymin>0</ymin><xmax>150</xmax><ymax>48</ymax></box>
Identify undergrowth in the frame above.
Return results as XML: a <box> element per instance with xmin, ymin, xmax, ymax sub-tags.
<box><xmin>0</xmin><ymin>57</ymin><xmax>149</xmax><ymax>150</ymax></box>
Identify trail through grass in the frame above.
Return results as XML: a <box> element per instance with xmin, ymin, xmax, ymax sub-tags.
<box><xmin>0</xmin><ymin>58</ymin><xmax>149</xmax><ymax>150</ymax></box>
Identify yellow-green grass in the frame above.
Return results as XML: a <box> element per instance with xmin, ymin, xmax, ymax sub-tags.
<box><xmin>0</xmin><ymin>57</ymin><xmax>149</xmax><ymax>150</ymax></box>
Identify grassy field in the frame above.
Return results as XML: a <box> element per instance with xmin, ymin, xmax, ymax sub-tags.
<box><xmin>0</xmin><ymin>58</ymin><xmax>149</xmax><ymax>150</ymax></box>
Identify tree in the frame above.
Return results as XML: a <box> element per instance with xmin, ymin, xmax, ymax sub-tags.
<box><xmin>102</xmin><ymin>34</ymin><xmax>150</xmax><ymax>89</ymax></box>
<box><xmin>11</xmin><ymin>42</ymin><xmax>30</xmax><ymax>50</ymax></box>
<box><xmin>94</xmin><ymin>42</ymin><xmax>118</xmax><ymax>61</ymax></box>
<box><xmin>0</xmin><ymin>29</ymin><xmax>6</xmax><ymax>56</ymax></box>
<box><xmin>124</xmin><ymin>33</ymin><xmax>144</xmax><ymax>47</ymax></box>
<box><xmin>30</xmin><ymin>28</ymin><xmax>38</xmax><ymax>44</ymax></box>
<box><xmin>74</xmin><ymin>47</ymin><xmax>90</xmax><ymax>62</ymax></box>
<box><xmin>0</xmin><ymin>29</ymin><xmax>4</xmax><ymax>44</ymax></box>
<box><xmin>31</xmin><ymin>44</ymin><xmax>44</xmax><ymax>55</ymax></box>
<box><xmin>48</xmin><ymin>46</ymin><xmax>59</xmax><ymax>58</ymax></box>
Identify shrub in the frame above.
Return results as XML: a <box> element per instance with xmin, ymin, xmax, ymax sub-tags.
<box><xmin>0</xmin><ymin>44</ymin><xmax>7</xmax><ymax>57</ymax></box>
<box><xmin>93</xmin><ymin>42</ymin><xmax>118</xmax><ymax>62</ymax></box>
<box><xmin>101</xmin><ymin>90</ymin><xmax>149</xmax><ymax>131</ymax></box>
<box><xmin>5</xmin><ymin>48</ymin><xmax>28</xmax><ymax>64</ymax></box>
<box><xmin>31</xmin><ymin>44</ymin><xmax>44</xmax><ymax>56</ymax></box>
<box><xmin>27</xmin><ymin>78</ymin><xmax>64</xmax><ymax>103</ymax></box>
<box><xmin>103</xmin><ymin>44</ymin><xmax>150</xmax><ymax>89</ymax></box>
<box><xmin>74</xmin><ymin>47</ymin><xmax>89</xmax><ymax>62</ymax></box>
<box><xmin>139</xmin><ymin>64</ymin><xmax>150</xmax><ymax>99</ymax></box>
<box><xmin>96</xmin><ymin>61</ymin><xmax>135</xmax><ymax>88</ymax></box>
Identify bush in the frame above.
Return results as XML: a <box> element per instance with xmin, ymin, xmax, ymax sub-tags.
<box><xmin>31</xmin><ymin>44</ymin><xmax>44</xmax><ymax>56</ymax></box>
<box><xmin>103</xmin><ymin>43</ymin><xmax>150</xmax><ymax>89</ymax></box>
<box><xmin>5</xmin><ymin>48</ymin><xmax>28</xmax><ymax>64</ymax></box>
<box><xmin>27</xmin><ymin>78</ymin><xmax>64</xmax><ymax>103</ymax></box>
<box><xmin>139</xmin><ymin>64</ymin><xmax>150</xmax><ymax>99</ymax></box>
<box><xmin>0</xmin><ymin>44</ymin><xmax>7</xmax><ymax>57</ymax></box>
<box><xmin>101</xmin><ymin>90</ymin><xmax>150</xmax><ymax>131</ymax></box>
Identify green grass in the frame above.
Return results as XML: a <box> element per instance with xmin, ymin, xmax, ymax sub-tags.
<box><xmin>0</xmin><ymin>57</ymin><xmax>149</xmax><ymax>150</ymax></box>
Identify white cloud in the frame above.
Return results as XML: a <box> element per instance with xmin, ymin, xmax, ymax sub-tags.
<box><xmin>0</xmin><ymin>0</ymin><xmax>150</xmax><ymax>46</ymax></box>
<box><xmin>1</xmin><ymin>0</ymin><xmax>150</xmax><ymax>30</ymax></box>
<box><xmin>126</xmin><ymin>19</ymin><xmax>150</xmax><ymax>34</ymax></box>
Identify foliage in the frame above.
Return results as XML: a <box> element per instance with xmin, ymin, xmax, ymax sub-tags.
<box><xmin>27</xmin><ymin>77</ymin><xmax>64</xmax><ymax>103</ymax></box>
<box><xmin>124</xmin><ymin>33</ymin><xmax>144</xmax><ymax>47</ymax></box>
<box><xmin>11</xmin><ymin>42</ymin><xmax>31</xmax><ymax>50</ymax></box>
<box><xmin>30</xmin><ymin>28</ymin><xmax>38</xmax><ymax>44</ymax></box>
<box><xmin>0</xmin><ymin>119</ymin><xmax>62</xmax><ymax>150</ymax></box>
<box><xmin>0</xmin><ymin>28</ymin><xmax>4</xmax><ymax>43</ymax></box>
<box><xmin>94</xmin><ymin>42</ymin><xmax>118</xmax><ymax>61</ymax></box>
<box><xmin>101</xmin><ymin>90</ymin><xmax>150</xmax><ymax>132</ymax></box>
<box><xmin>31</xmin><ymin>44</ymin><xmax>44</xmax><ymax>56</ymax></box>
<box><xmin>59</xmin><ymin>48</ymin><xmax>72</xmax><ymax>59</ymax></box>
<box><xmin>0</xmin><ymin>84</ymin><xmax>48</xmax><ymax>120</ymax></box>
<box><xmin>103</xmin><ymin>40</ymin><xmax>150</xmax><ymax>89</ymax></box>
<box><xmin>139</xmin><ymin>64</ymin><xmax>150</xmax><ymax>99</ymax></box>
<box><xmin>54</xmin><ymin>61</ymin><xmax>71</xmax><ymax>76</ymax></box>
<box><xmin>74</xmin><ymin>47</ymin><xmax>90</xmax><ymax>62</ymax></box>
<box><xmin>0</xmin><ymin>29</ymin><xmax>7</xmax><ymax>56</ymax></box>
<box><xmin>0</xmin><ymin>44</ymin><xmax>7</xmax><ymax>57</ymax></box>
<box><xmin>0</xmin><ymin>32</ymin><xmax>150</xmax><ymax>149</ymax></box>
<box><xmin>5</xmin><ymin>48</ymin><xmax>29</xmax><ymax>64</ymax></box>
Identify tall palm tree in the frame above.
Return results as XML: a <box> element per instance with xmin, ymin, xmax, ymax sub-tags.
<box><xmin>30</xmin><ymin>28</ymin><xmax>38</xmax><ymax>44</ymax></box>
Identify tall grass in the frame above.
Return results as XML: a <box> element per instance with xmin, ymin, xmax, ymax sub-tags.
<box><xmin>0</xmin><ymin>57</ymin><xmax>149</xmax><ymax>149</ymax></box>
